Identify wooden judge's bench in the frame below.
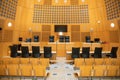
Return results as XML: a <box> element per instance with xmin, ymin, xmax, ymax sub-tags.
<box><xmin>21</xmin><ymin>42</ymin><xmax>105</xmax><ymax>58</ymax></box>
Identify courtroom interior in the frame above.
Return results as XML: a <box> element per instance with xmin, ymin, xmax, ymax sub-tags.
<box><xmin>0</xmin><ymin>0</ymin><xmax>120</xmax><ymax>80</ymax></box>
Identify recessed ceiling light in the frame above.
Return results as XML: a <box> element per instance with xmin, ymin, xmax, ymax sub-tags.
<box><xmin>55</xmin><ymin>0</ymin><xmax>58</xmax><ymax>3</ymax></box>
<box><xmin>8</xmin><ymin>22</ymin><xmax>12</xmax><ymax>27</ymax></box>
<box><xmin>97</xmin><ymin>20</ymin><xmax>101</xmax><ymax>24</ymax></box>
<box><xmin>59</xmin><ymin>32</ymin><xmax>63</xmax><ymax>35</ymax></box>
<box><xmin>110</xmin><ymin>23</ymin><xmax>115</xmax><ymax>28</ymax></box>
<box><xmin>82</xmin><ymin>0</ymin><xmax>85</xmax><ymax>2</ymax></box>
<box><xmin>64</xmin><ymin>0</ymin><xmax>67</xmax><ymax>3</ymax></box>
<box><xmin>38</xmin><ymin>0</ymin><xmax>41</xmax><ymax>2</ymax></box>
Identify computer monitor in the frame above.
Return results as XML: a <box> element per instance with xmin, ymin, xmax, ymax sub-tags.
<box><xmin>94</xmin><ymin>38</ymin><xmax>100</xmax><ymax>42</ymax></box>
<box><xmin>18</xmin><ymin>37</ymin><xmax>22</xmax><ymax>41</ymax></box>
<box><xmin>26</xmin><ymin>38</ymin><xmax>31</xmax><ymax>42</ymax></box>
<box><xmin>85</xmin><ymin>36</ymin><xmax>90</xmax><ymax>43</ymax></box>
<box><xmin>34</xmin><ymin>36</ymin><xmax>39</xmax><ymax>42</ymax></box>
<box><xmin>54</xmin><ymin>25</ymin><xmax>67</xmax><ymax>32</ymax></box>
<box><xmin>49</xmin><ymin>36</ymin><xmax>54</xmax><ymax>42</ymax></box>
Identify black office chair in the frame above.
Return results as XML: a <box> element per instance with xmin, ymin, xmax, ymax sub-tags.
<box><xmin>59</xmin><ymin>36</ymin><xmax>65</xmax><ymax>42</ymax></box>
<box><xmin>9</xmin><ymin>45</ymin><xmax>18</xmax><ymax>57</ymax></box>
<box><xmin>49</xmin><ymin>36</ymin><xmax>54</xmax><ymax>42</ymax></box>
<box><xmin>65</xmin><ymin>36</ymin><xmax>70</xmax><ymax>42</ymax></box>
<box><xmin>81</xmin><ymin>47</ymin><xmax>90</xmax><ymax>58</ymax></box>
<box><xmin>71</xmin><ymin>47</ymin><xmax>80</xmax><ymax>59</ymax></box>
<box><xmin>106</xmin><ymin>47</ymin><xmax>118</xmax><ymax>58</ymax></box>
<box><xmin>32</xmin><ymin>46</ymin><xmax>41</xmax><ymax>58</ymax></box>
<box><xmin>92</xmin><ymin>47</ymin><xmax>102</xmax><ymax>58</ymax></box>
<box><xmin>12</xmin><ymin>44</ymin><xmax>22</xmax><ymax>56</ymax></box>
<box><xmin>21</xmin><ymin>46</ymin><xmax>30</xmax><ymax>58</ymax></box>
<box><xmin>44</xmin><ymin>47</ymin><xmax>52</xmax><ymax>58</ymax></box>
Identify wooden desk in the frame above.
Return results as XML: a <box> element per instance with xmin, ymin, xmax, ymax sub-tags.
<box><xmin>56</xmin><ymin>42</ymin><xmax>66</xmax><ymax>57</ymax></box>
<box><xmin>66</xmin><ymin>50</ymin><xmax>110</xmax><ymax>60</ymax></box>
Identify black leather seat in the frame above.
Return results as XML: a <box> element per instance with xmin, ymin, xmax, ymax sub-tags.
<box><xmin>106</xmin><ymin>47</ymin><xmax>118</xmax><ymax>58</ymax></box>
<box><xmin>81</xmin><ymin>47</ymin><xmax>90</xmax><ymax>58</ymax></box>
<box><xmin>92</xmin><ymin>47</ymin><xmax>102</xmax><ymax>58</ymax></box>
<box><xmin>9</xmin><ymin>45</ymin><xmax>18</xmax><ymax>57</ymax></box>
<box><xmin>44</xmin><ymin>47</ymin><xmax>52</xmax><ymax>58</ymax></box>
<box><xmin>21</xmin><ymin>46</ymin><xmax>30</xmax><ymax>58</ymax></box>
<box><xmin>65</xmin><ymin>36</ymin><xmax>70</xmax><ymax>42</ymax></box>
<box><xmin>71</xmin><ymin>47</ymin><xmax>80</xmax><ymax>59</ymax></box>
<box><xmin>49</xmin><ymin>36</ymin><xmax>54</xmax><ymax>42</ymax></box>
<box><xmin>59</xmin><ymin>36</ymin><xmax>64</xmax><ymax>42</ymax></box>
<box><xmin>32</xmin><ymin>46</ymin><xmax>41</xmax><ymax>58</ymax></box>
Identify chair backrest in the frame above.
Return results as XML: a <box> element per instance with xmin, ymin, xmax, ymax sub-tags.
<box><xmin>74</xmin><ymin>58</ymin><xmax>85</xmax><ymax>67</ymax></box>
<box><xmin>93</xmin><ymin>65</ymin><xmax>107</xmax><ymax>76</ymax></box>
<box><xmin>71</xmin><ymin>47</ymin><xmax>80</xmax><ymax>58</ymax></box>
<box><xmin>44</xmin><ymin>47</ymin><xmax>52</xmax><ymax>58</ymax></box>
<box><xmin>2</xmin><ymin>58</ymin><xmax>11</xmax><ymax>64</ymax></box>
<box><xmin>40</xmin><ymin>58</ymin><xmax>50</xmax><ymax>67</ymax></box>
<box><xmin>10</xmin><ymin>58</ymin><xmax>20</xmax><ymax>64</ymax></box>
<box><xmin>82</xmin><ymin>47</ymin><xmax>90</xmax><ymax>58</ymax></box>
<box><xmin>19</xmin><ymin>64</ymin><xmax>33</xmax><ymax>76</ymax></box>
<box><xmin>32</xmin><ymin>46</ymin><xmax>40</xmax><ymax>58</ymax></box>
<box><xmin>79</xmin><ymin>65</ymin><xmax>93</xmax><ymax>77</ymax></box>
<box><xmin>82</xmin><ymin>47</ymin><xmax>90</xmax><ymax>54</ymax></box>
<box><xmin>30</xmin><ymin>58</ymin><xmax>40</xmax><ymax>65</ymax></box>
<box><xmin>84</xmin><ymin>58</ymin><xmax>94</xmax><ymax>65</ymax></box>
<box><xmin>44</xmin><ymin>47</ymin><xmax>51</xmax><ymax>53</ymax></box>
<box><xmin>110</xmin><ymin>47</ymin><xmax>118</xmax><ymax>58</ymax></box>
<box><xmin>20</xmin><ymin>58</ymin><xmax>30</xmax><ymax>64</ymax></box>
<box><xmin>94</xmin><ymin>47</ymin><xmax>102</xmax><ymax>58</ymax></box>
<box><xmin>0</xmin><ymin>64</ymin><xmax>7</xmax><ymax>76</ymax></box>
<box><xmin>21</xmin><ymin>46</ymin><xmax>29</xmax><ymax>57</ymax></box>
<box><xmin>9</xmin><ymin>45</ymin><xmax>18</xmax><ymax>57</ymax></box>
<box><xmin>106</xmin><ymin>65</ymin><xmax>119</xmax><ymax>76</ymax></box>
<box><xmin>32</xmin><ymin>46</ymin><xmax>40</xmax><ymax>54</ymax></box>
<box><xmin>94</xmin><ymin>58</ymin><xmax>105</xmax><ymax>65</ymax></box>
<box><xmin>33</xmin><ymin>65</ymin><xmax>46</xmax><ymax>77</ymax></box>
<box><xmin>7</xmin><ymin>64</ymin><xmax>19</xmax><ymax>76</ymax></box>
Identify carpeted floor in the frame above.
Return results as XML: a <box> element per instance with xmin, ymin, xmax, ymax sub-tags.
<box><xmin>46</xmin><ymin>57</ymin><xmax>78</xmax><ymax>80</ymax></box>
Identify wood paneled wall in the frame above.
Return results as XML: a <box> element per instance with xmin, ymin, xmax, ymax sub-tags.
<box><xmin>0</xmin><ymin>0</ymin><xmax>120</xmax><ymax>57</ymax></box>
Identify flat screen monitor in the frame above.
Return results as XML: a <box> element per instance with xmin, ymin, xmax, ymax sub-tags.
<box><xmin>54</xmin><ymin>25</ymin><xmax>67</xmax><ymax>32</ymax></box>
<box><xmin>34</xmin><ymin>36</ymin><xmax>39</xmax><ymax>42</ymax></box>
<box><xmin>94</xmin><ymin>38</ymin><xmax>100</xmax><ymax>42</ymax></box>
<box><xmin>26</xmin><ymin>38</ymin><xmax>31</xmax><ymax>42</ymax></box>
<box><xmin>85</xmin><ymin>36</ymin><xmax>90</xmax><ymax>43</ymax></box>
<box><xmin>19</xmin><ymin>37</ymin><xmax>22</xmax><ymax>41</ymax></box>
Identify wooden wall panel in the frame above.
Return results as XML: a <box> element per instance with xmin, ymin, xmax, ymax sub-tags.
<box><xmin>0</xmin><ymin>19</ymin><xmax>5</xmax><ymax>29</ymax></box>
<box><xmin>70</xmin><ymin>0</ymin><xmax>78</xmax><ymax>5</ymax></box>
<box><xmin>42</xmin><ymin>25</ymin><xmax>51</xmax><ymax>31</ymax></box>
<box><xmin>118</xmin><ymin>19</ymin><xmax>120</xmax><ymax>30</ymax></box>
<box><xmin>44</xmin><ymin>0</ymin><xmax>52</xmax><ymax>5</ymax></box>
<box><xmin>0</xmin><ymin>30</ymin><xmax>13</xmax><ymax>42</ymax></box>
<box><xmin>71</xmin><ymin>25</ymin><xmax>80</xmax><ymax>42</ymax></box>
<box><xmin>71</xmin><ymin>25</ymin><xmax>80</xmax><ymax>31</ymax></box>
<box><xmin>12</xmin><ymin>31</ymin><xmax>19</xmax><ymax>43</ymax></box>
<box><xmin>81</xmin><ymin>32</ymin><xmax>90</xmax><ymax>42</ymax></box>
<box><xmin>71</xmin><ymin>32</ymin><xmax>80</xmax><ymax>42</ymax></box>
<box><xmin>3</xmin><ymin>30</ymin><xmax>13</xmax><ymax>42</ymax></box>
<box><xmin>41</xmin><ymin>32</ymin><xmax>50</xmax><ymax>42</ymax></box>
<box><xmin>0</xmin><ymin>30</ymin><xmax>3</xmax><ymax>42</ymax></box>
<box><xmin>19</xmin><ymin>31</ymin><xmax>31</xmax><ymax>42</ymax></box>
<box><xmin>109</xmin><ymin>31</ymin><xmax>119</xmax><ymax>43</ymax></box>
